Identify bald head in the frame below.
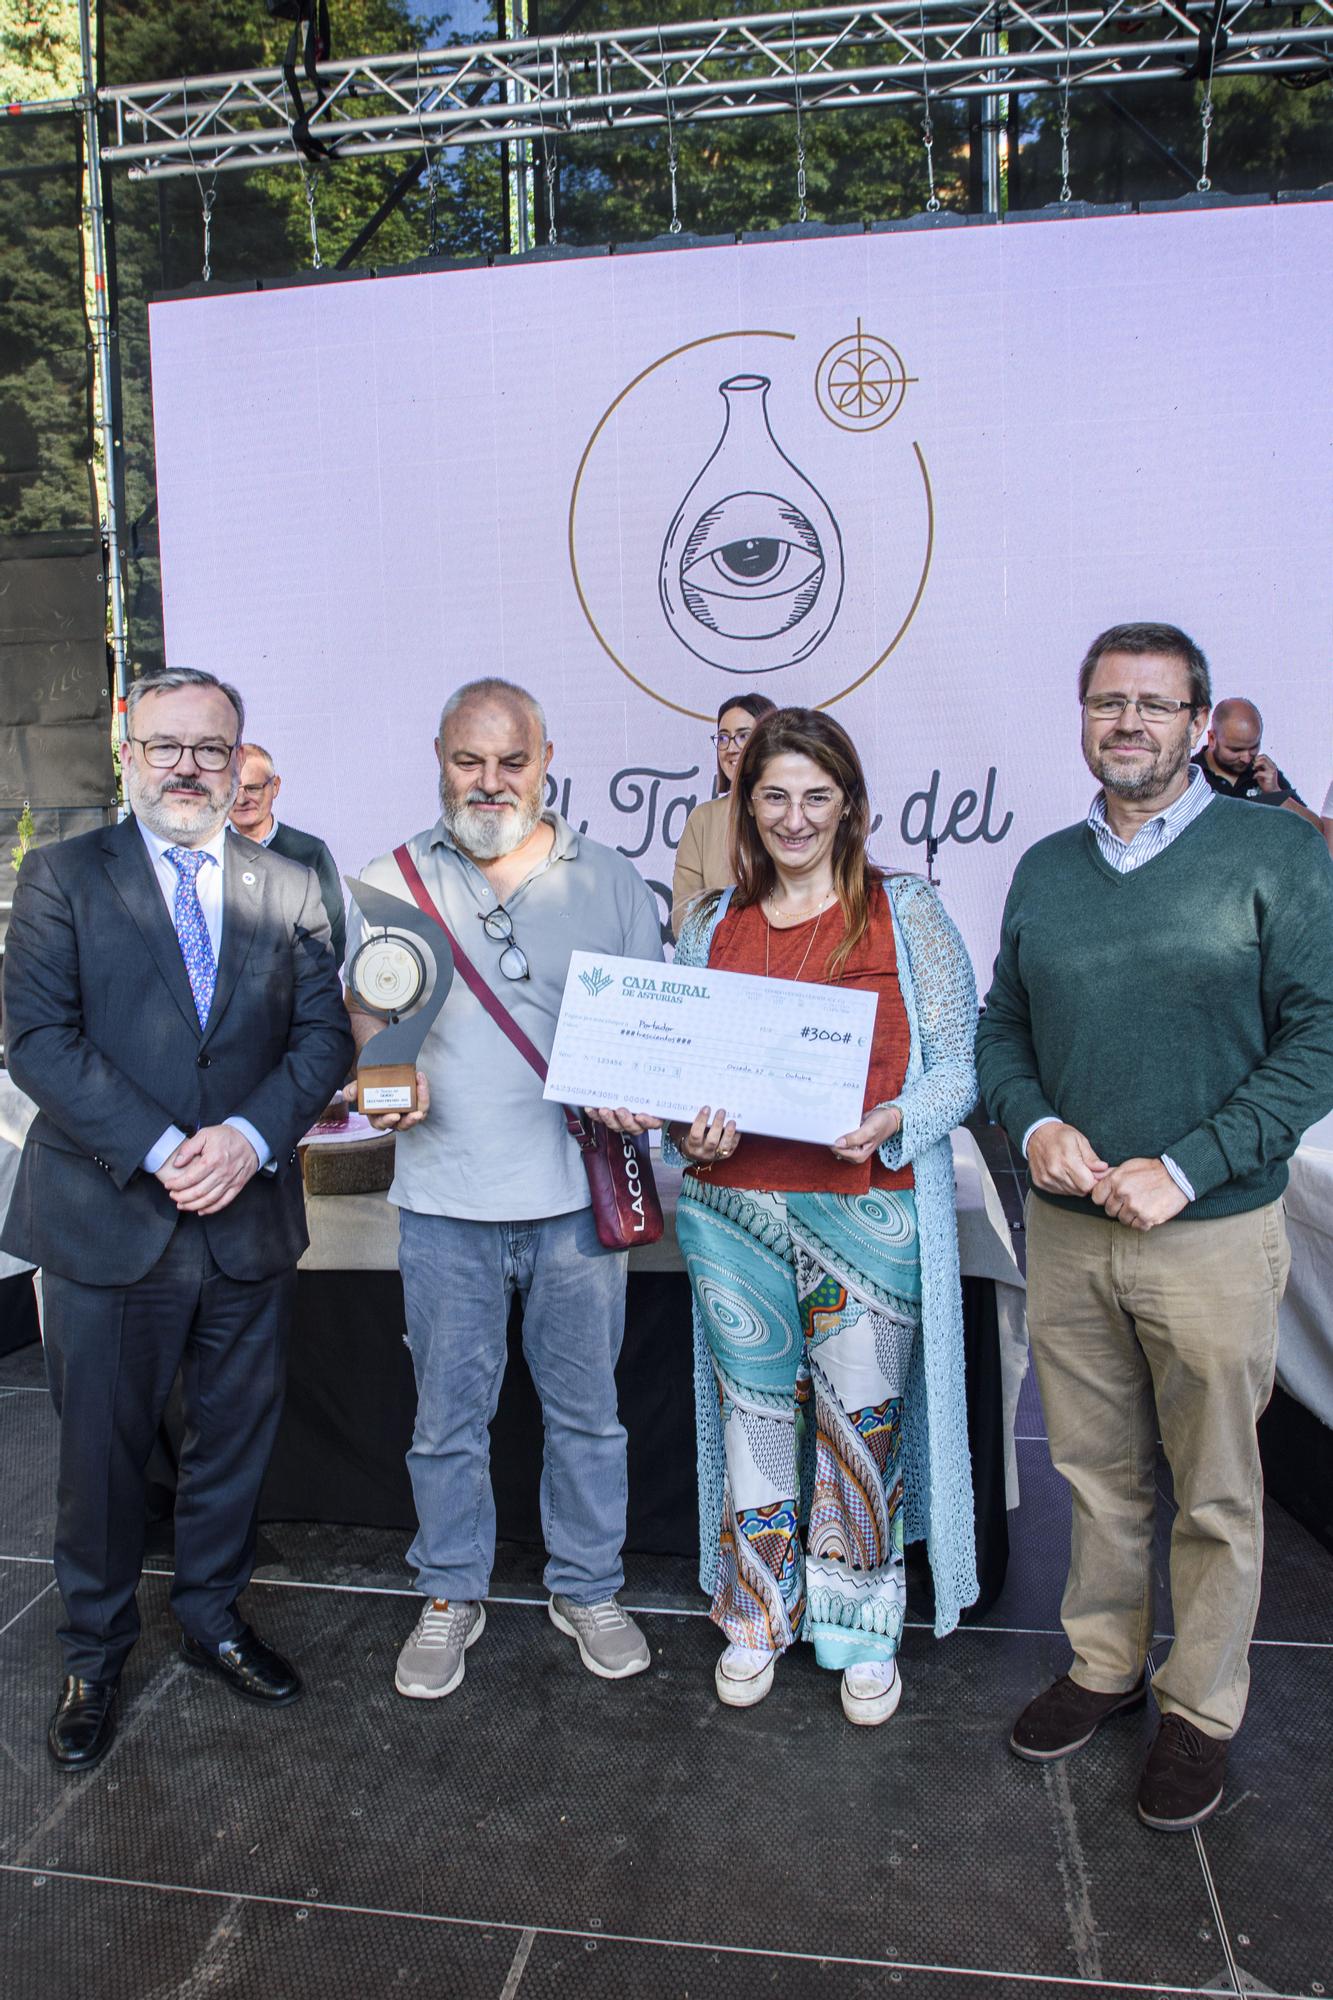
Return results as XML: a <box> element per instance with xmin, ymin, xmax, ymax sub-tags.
<box><xmin>438</xmin><ymin>677</ymin><xmax>547</xmax><ymax>752</ymax></box>
<box><xmin>1212</xmin><ymin>698</ymin><xmax>1262</xmax><ymax>736</ymax></box>
<box><xmin>1207</xmin><ymin>698</ymin><xmax>1263</xmax><ymax>780</ymax></box>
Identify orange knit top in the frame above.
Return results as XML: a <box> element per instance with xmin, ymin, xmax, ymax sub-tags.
<box><xmin>693</xmin><ymin>895</ymin><xmax>914</xmax><ymax>1195</ymax></box>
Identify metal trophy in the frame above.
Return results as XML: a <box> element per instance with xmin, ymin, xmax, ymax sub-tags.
<box><xmin>344</xmin><ymin>877</ymin><xmax>454</xmax><ymax>1115</ymax></box>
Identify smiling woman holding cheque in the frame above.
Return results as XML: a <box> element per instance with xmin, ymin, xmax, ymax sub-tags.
<box><xmin>595</xmin><ymin>708</ymin><xmax>979</xmax><ymax>1724</ymax></box>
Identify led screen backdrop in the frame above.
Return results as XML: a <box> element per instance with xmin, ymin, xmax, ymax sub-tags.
<box><xmin>148</xmin><ymin>202</ymin><xmax>1333</xmax><ymax>974</ymax></box>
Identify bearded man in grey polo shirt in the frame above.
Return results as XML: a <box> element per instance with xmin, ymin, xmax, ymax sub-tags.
<box><xmin>346</xmin><ymin>678</ymin><xmax>664</xmax><ymax>1698</ymax></box>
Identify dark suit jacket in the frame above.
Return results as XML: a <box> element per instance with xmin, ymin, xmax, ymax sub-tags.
<box><xmin>266</xmin><ymin>821</ymin><xmax>346</xmax><ymax>967</ymax></box>
<box><xmin>0</xmin><ymin>818</ymin><xmax>354</xmax><ymax>1287</ymax></box>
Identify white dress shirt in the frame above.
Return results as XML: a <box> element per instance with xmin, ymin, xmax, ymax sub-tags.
<box><xmin>1021</xmin><ymin>769</ymin><xmax>1214</xmax><ymax>1201</ymax></box>
<box><xmin>136</xmin><ymin>819</ymin><xmax>272</xmax><ymax>1175</ymax></box>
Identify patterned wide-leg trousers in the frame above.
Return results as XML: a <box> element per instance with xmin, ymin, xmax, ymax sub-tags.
<box><xmin>675</xmin><ymin>1178</ymin><xmax>923</xmax><ymax>1670</ymax></box>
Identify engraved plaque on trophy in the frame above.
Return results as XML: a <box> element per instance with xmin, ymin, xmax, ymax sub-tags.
<box><xmin>344</xmin><ymin>877</ymin><xmax>454</xmax><ymax>1115</ymax></box>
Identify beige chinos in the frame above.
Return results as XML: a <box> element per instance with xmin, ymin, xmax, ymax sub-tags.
<box><xmin>1024</xmin><ymin>1193</ymin><xmax>1290</xmax><ymax>1741</ymax></box>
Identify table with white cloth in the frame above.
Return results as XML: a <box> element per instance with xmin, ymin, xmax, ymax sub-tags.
<box><xmin>1260</xmin><ymin>1108</ymin><xmax>1333</xmax><ymax>1547</ymax></box>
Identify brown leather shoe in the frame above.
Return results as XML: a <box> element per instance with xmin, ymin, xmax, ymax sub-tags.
<box><xmin>1010</xmin><ymin>1673</ymin><xmax>1146</xmax><ymax>1761</ymax></box>
<box><xmin>1137</xmin><ymin>1713</ymin><xmax>1227</xmax><ymax>1830</ymax></box>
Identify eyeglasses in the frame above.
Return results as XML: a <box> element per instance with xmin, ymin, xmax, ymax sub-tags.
<box><xmin>127</xmin><ymin>736</ymin><xmax>236</xmax><ymax>771</ymax></box>
<box><xmin>237</xmin><ymin>778</ymin><xmax>276</xmax><ymax>798</ymax></box>
<box><xmin>479</xmin><ymin>905</ymin><xmax>529</xmax><ymax>982</ymax></box>
<box><xmin>1083</xmin><ymin>695</ymin><xmax>1197</xmax><ymax>725</ymax></box>
<box><xmin>711</xmin><ymin>729</ymin><xmax>754</xmax><ymax>750</ymax></box>
<box><xmin>751</xmin><ymin>786</ymin><xmax>844</xmax><ymax>821</ymax></box>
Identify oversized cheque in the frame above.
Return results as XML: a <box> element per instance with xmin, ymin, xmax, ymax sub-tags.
<box><xmin>543</xmin><ymin>951</ymin><xmax>878</xmax><ymax>1146</ymax></box>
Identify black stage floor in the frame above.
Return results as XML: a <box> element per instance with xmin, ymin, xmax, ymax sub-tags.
<box><xmin>2</xmin><ymin>1156</ymin><xmax>1331</xmax><ymax>1999</ymax></box>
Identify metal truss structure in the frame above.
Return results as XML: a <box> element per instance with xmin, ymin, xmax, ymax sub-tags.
<box><xmin>12</xmin><ymin>0</ymin><xmax>1327</xmax><ymax>703</ymax></box>
<box><xmin>100</xmin><ymin>0</ymin><xmax>1333</xmax><ymax>181</ymax></box>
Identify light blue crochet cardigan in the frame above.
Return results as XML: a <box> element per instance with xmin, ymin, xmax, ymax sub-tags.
<box><xmin>669</xmin><ymin>875</ymin><xmax>982</xmax><ymax>1638</ymax></box>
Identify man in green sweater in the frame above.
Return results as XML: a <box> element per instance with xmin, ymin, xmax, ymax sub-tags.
<box><xmin>976</xmin><ymin>621</ymin><xmax>1333</xmax><ymax>1832</ymax></box>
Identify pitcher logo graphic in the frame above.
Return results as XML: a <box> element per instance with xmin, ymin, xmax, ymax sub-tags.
<box><xmin>568</xmin><ymin>324</ymin><xmax>933</xmax><ymax>720</ymax></box>
<box><xmin>659</xmin><ymin>375</ymin><xmax>844</xmax><ymax>675</ymax></box>
<box><xmin>579</xmin><ymin>965</ymin><xmax>614</xmax><ymax>998</ymax></box>
<box><xmin>814</xmin><ymin>321</ymin><xmax>917</xmax><ymax>433</ymax></box>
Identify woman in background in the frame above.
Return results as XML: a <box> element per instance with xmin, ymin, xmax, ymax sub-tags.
<box><xmin>670</xmin><ymin>692</ymin><xmax>776</xmax><ymax>936</ymax></box>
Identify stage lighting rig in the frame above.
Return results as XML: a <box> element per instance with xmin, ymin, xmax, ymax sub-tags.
<box><xmin>265</xmin><ymin>0</ymin><xmax>336</xmax><ymax>159</ymax></box>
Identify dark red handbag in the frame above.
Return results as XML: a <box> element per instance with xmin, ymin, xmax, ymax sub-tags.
<box><xmin>393</xmin><ymin>845</ymin><xmax>664</xmax><ymax>1252</ymax></box>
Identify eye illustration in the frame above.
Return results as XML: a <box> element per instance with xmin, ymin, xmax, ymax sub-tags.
<box><xmin>679</xmin><ymin>492</ymin><xmax>824</xmax><ymax>637</ymax></box>
<box><xmin>660</xmin><ymin>376</ymin><xmax>843</xmax><ymax>675</ymax></box>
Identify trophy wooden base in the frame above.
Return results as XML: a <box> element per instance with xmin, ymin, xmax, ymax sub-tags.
<box><xmin>357</xmin><ymin>1064</ymin><xmax>418</xmax><ymax>1115</ymax></box>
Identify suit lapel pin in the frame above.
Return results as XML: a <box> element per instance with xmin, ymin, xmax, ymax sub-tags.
<box><xmin>242</xmin><ymin>871</ymin><xmax>257</xmax><ymax>886</ymax></box>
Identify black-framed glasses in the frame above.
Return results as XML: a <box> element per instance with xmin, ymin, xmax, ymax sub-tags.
<box><xmin>479</xmin><ymin>904</ymin><xmax>529</xmax><ymax>982</ymax></box>
<box><xmin>711</xmin><ymin>728</ymin><xmax>754</xmax><ymax>750</ymax></box>
<box><xmin>1082</xmin><ymin>695</ymin><xmax>1197</xmax><ymax>725</ymax></box>
<box><xmin>127</xmin><ymin>735</ymin><xmax>236</xmax><ymax>771</ymax></box>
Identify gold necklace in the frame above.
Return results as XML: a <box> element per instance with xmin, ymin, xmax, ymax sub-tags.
<box><xmin>765</xmin><ymin>901</ymin><xmax>828</xmax><ymax>982</ymax></box>
<box><xmin>766</xmin><ymin>887</ymin><xmax>835</xmax><ymax>923</ymax></box>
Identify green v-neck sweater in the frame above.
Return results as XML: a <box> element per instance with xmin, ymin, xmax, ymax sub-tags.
<box><xmin>975</xmin><ymin>796</ymin><xmax>1333</xmax><ymax>1220</ymax></box>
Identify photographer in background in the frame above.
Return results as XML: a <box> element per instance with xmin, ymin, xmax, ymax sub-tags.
<box><xmin>1192</xmin><ymin>698</ymin><xmax>1324</xmax><ymax>833</ymax></box>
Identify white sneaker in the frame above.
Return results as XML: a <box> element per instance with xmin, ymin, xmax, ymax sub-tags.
<box><xmin>715</xmin><ymin>1643</ymin><xmax>777</xmax><ymax>1708</ymax></box>
<box><xmin>841</xmin><ymin>1658</ymin><xmax>903</xmax><ymax>1726</ymax></box>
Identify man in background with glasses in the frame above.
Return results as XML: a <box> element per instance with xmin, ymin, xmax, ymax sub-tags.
<box><xmin>344</xmin><ymin>678</ymin><xmax>663</xmax><ymax>1702</ymax></box>
<box><xmin>2</xmin><ymin>668</ymin><xmax>352</xmax><ymax>1770</ymax></box>
<box><xmin>976</xmin><ymin>622</ymin><xmax>1333</xmax><ymax>1832</ymax></box>
<box><xmin>228</xmin><ymin>742</ymin><xmax>346</xmax><ymax>966</ymax></box>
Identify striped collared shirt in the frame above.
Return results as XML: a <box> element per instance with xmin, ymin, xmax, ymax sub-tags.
<box><xmin>1087</xmin><ymin>763</ymin><xmax>1212</xmax><ymax>874</ymax></box>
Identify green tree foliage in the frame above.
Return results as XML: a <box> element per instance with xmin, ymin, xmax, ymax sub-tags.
<box><xmin>10</xmin><ymin>801</ymin><xmax>36</xmax><ymax>874</ymax></box>
<box><xmin>0</xmin><ymin>0</ymin><xmax>82</xmax><ymax>99</ymax></box>
<box><xmin>1020</xmin><ymin>75</ymin><xmax>1333</xmax><ymax>209</ymax></box>
<box><xmin>0</xmin><ymin>115</ymin><xmax>95</xmax><ymax>536</ymax></box>
<box><xmin>0</xmin><ymin>4</ymin><xmax>94</xmax><ymax>537</ymax></box>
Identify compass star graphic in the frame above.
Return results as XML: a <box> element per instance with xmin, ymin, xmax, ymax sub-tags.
<box><xmin>815</xmin><ymin>321</ymin><xmax>917</xmax><ymax>432</ymax></box>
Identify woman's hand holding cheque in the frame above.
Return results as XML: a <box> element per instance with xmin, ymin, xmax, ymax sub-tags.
<box><xmin>829</xmin><ymin>1100</ymin><xmax>902</xmax><ymax>1165</ymax></box>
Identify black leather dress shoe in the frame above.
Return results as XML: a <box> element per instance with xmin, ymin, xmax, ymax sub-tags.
<box><xmin>179</xmin><ymin>1628</ymin><xmax>302</xmax><ymax>1704</ymax></box>
<box><xmin>47</xmin><ymin>1677</ymin><xmax>118</xmax><ymax>1771</ymax></box>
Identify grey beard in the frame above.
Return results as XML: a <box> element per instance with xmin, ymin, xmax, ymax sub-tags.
<box><xmin>440</xmin><ymin>786</ymin><xmax>542</xmax><ymax>860</ymax></box>
<box><xmin>1089</xmin><ymin>734</ymin><xmax>1192</xmax><ymax>803</ymax></box>
<box><xmin>126</xmin><ymin>768</ymin><xmax>237</xmax><ymax>845</ymax></box>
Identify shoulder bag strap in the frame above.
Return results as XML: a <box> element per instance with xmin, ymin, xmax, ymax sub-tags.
<box><xmin>392</xmin><ymin>844</ymin><xmax>591</xmax><ymax>1150</ymax></box>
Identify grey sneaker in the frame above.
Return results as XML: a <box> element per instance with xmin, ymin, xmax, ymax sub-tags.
<box><xmin>394</xmin><ymin>1599</ymin><xmax>485</xmax><ymax>1699</ymax></box>
<box><xmin>548</xmin><ymin>1595</ymin><xmax>650</xmax><ymax>1680</ymax></box>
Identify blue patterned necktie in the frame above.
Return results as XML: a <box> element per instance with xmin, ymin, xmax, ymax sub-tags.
<box><xmin>166</xmin><ymin>846</ymin><xmax>218</xmax><ymax>1027</ymax></box>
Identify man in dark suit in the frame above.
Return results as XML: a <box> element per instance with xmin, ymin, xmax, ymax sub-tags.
<box><xmin>228</xmin><ymin>742</ymin><xmax>346</xmax><ymax>965</ymax></box>
<box><xmin>1</xmin><ymin>668</ymin><xmax>353</xmax><ymax>1771</ymax></box>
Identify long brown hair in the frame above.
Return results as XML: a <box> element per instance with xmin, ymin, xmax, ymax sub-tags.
<box><xmin>728</xmin><ymin>707</ymin><xmax>883</xmax><ymax>979</ymax></box>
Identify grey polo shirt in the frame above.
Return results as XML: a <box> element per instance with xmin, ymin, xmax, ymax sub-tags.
<box><xmin>346</xmin><ymin>813</ymin><xmax>664</xmax><ymax>1222</ymax></box>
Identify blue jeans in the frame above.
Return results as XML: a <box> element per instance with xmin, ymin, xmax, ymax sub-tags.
<box><xmin>397</xmin><ymin>1204</ymin><xmax>630</xmax><ymax>1603</ymax></box>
